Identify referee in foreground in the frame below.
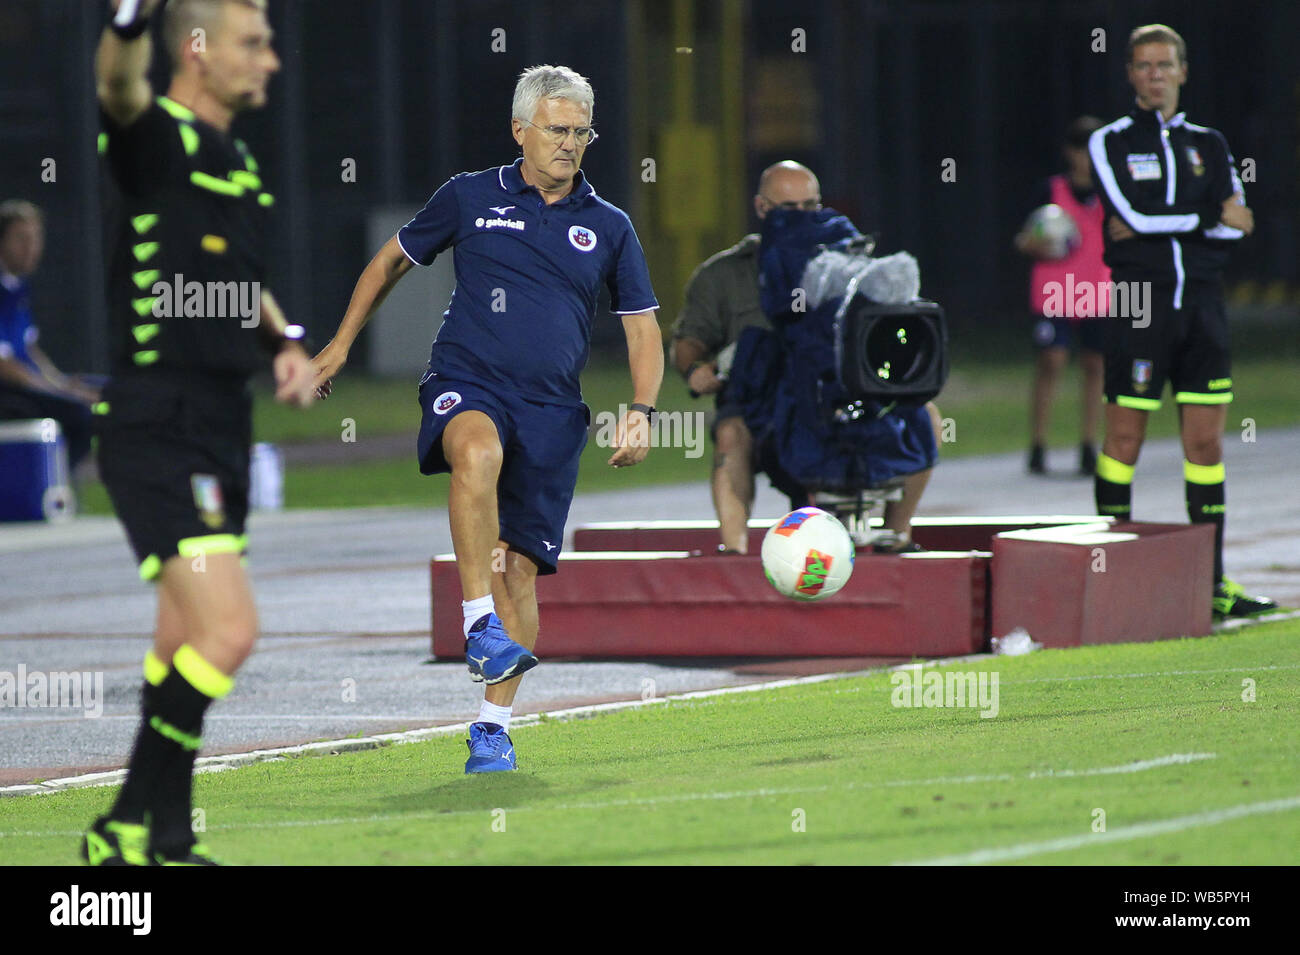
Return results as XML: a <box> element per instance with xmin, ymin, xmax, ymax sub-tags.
<box><xmin>85</xmin><ymin>0</ymin><xmax>316</xmax><ymax>865</ymax></box>
<box><xmin>1089</xmin><ymin>24</ymin><xmax>1274</xmax><ymax>619</ymax></box>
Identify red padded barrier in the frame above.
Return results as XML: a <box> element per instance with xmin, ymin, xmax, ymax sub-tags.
<box><xmin>430</xmin><ymin>517</ymin><xmax>1211</xmax><ymax>659</ymax></box>
<box><xmin>990</xmin><ymin>521</ymin><xmax>1213</xmax><ymax>647</ymax></box>
<box><xmin>431</xmin><ymin>549</ymin><xmax>989</xmax><ymax>659</ymax></box>
<box><xmin>571</xmin><ymin>515</ymin><xmax>1112</xmax><ymax>555</ymax></box>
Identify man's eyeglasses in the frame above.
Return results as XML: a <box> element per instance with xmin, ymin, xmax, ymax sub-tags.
<box><xmin>759</xmin><ymin>195</ymin><xmax>822</xmax><ymax>211</ymax></box>
<box><xmin>521</xmin><ymin>120</ymin><xmax>599</xmax><ymax>147</ymax></box>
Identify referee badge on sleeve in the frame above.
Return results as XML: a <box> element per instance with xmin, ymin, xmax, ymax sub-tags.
<box><xmin>191</xmin><ymin>474</ymin><xmax>226</xmax><ymax>529</ymax></box>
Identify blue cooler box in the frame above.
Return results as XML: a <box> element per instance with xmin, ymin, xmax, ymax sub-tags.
<box><xmin>0</xmin><ymin>418</ymin><xmax>75</xmax><ymax>522</ymax></box>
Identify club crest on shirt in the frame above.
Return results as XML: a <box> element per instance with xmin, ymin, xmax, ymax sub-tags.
<box><xmin>1185</xmin><ymin>146</ymin><xmax>1204</xmax><ymax>176</ymax></box>
<box><xmin>433</xmin><ymin>390</ymin><xmax>462</xmax><ymax>415</ymax></box>
<box><xmin>568</xmin><ymin>225</ymin><xmax>597</xmax><ymax>252</ymax></box>
<box><xmin>1132</xmin><ymin>359</ymin><xmax>1153</xmax><ymax>393</ymax></box>
<box><xmin>191</xmin><ymin>474</ymin><xmax>225</xmax><ymax>529</ymax></box>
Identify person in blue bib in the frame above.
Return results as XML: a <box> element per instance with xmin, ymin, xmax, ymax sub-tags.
<box><xmin>313</xmin><ymin>65</ymin><xmax>662</xmax><ymax>774</ymax></box>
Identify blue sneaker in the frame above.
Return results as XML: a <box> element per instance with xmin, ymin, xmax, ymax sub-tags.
<box><xmin>464</xmin><ymin>722</ymin><xmax>517</xmax><ymax>773</ymax></box>
<box><xmin>465</xmin><ymin>613</ymin><xmax>538</xmax><ymax>684</ymax></box>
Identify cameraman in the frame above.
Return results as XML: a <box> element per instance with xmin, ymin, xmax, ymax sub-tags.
<box><xmin>671</xmin><ymin>161</ymin><xmax>940</xmax><ymax>554</ymax></box>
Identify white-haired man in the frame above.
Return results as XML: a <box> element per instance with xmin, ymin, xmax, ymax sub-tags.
<box><xmin>313</xmin><ymin>65</ymin><xmax>662</xmax><ymax>773</ymax></box>
<box><xmin>85</xmin><ymin>0</ymin><xmax>316</xmax><ymax>866</ymax></box>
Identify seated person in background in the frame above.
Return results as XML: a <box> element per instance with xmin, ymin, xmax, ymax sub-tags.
<box><xmin>671</xmin><ymin>162</ymin><xmax>940</xmax><ymax>554</ymax></box>
<box><xmin>0</xmin><ymin>200</ymin><xmax>100</xmax><ymax>471</ymax></box>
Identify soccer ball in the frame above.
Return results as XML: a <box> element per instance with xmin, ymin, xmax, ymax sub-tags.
<box><xmin>1023</xmin><ymin>203</ymin><xmax>1081</xmax><ymax>260</ymax></box>
<box><xmin>760</xmin><ymin>507</ymin><xmax>856</xmax><ymax>601</ymax></box>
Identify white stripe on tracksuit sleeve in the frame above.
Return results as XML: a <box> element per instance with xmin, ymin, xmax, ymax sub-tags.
<box><xmin>1088</xmin><ymin>125</ymin><xmax>1202</xmax><ymax>235</ymax></box>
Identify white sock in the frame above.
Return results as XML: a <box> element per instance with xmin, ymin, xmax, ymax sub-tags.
<box><xmin>462</xmin><ymin>595</ymin><xmax>495</xmax><ymax>638</ymax></box>
<box><xmin>478</xmin><ymin>701</ymin><xmax>512</xmax><ymax>731</ymax></box>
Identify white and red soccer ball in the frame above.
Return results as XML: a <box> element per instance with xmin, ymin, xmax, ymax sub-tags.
<box><xmin>760</xmin><ymin>507</ymin><xmax>855</xmax><ymax>601</ymax></box>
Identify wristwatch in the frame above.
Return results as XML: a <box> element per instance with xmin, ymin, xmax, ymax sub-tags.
<box><xmin>629</xmin><ymin>402</ymin><xmax>657</xmax><ymax>423</ymax></box>
<box><xmin>263</xmin><ymin>322</ymin><xmax>313</xmax><ymax>356</ymax></box>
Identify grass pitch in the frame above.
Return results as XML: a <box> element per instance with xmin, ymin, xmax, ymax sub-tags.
<box><xmin>2</xmin><ymin>619</ymin><xmax>1297</xmax><ymax>865</ymax></box>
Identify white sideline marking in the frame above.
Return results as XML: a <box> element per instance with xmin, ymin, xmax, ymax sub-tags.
<box><xmin>1011</xmin><ymin>662</ymin><xmax>1300</xmax><ymax>684</ymax></box>
<box><xmin>0</xmin><ymin>672</ymin><xmax>859</xmax><ymax>797</ymax></box>
<box><xmin>0</xmin><ymin>653</ymin><xmax>1287</xmax><ymax>799</ymax></box>
<box><xmin>899</xmin><ymin>794</ymin><xmax>1300</xmax><ymax>866</ymax></box>
<box><xmin>853</xmin><ymin>662</ymin><xmax>1300</xmax><ymax>691</ymax></box>
<box><xmin>1025</xmin><ymin>752</ymin><xmax>1215</xmax><ymax>777</ymax></box>
<box><xmin>0</xmin><ymin>752</ymin><xmax>1219</xmax><ymax>839</ymax></box>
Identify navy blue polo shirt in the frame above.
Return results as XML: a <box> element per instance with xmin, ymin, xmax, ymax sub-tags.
<box><xmin>397</xmin><ymin>158</ymin><xmax>658</xmax><ymax>407</ymax></box>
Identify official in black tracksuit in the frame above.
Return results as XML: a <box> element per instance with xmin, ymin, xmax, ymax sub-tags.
<box><xmin>1088</xmin><ymin>23</ymin><xmax>1274</xmax><ymax>618</ymax></box>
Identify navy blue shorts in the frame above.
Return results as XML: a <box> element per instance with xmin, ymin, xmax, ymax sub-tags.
<box><xmin>416</xmin><ymin>374</ymin><xmax>588</xmax><ymax>574</ymax></box>
<box><xmin>1032</xmin><ymin>315</ymin><xmax>1108</xmax><ymax>353</ymax></box>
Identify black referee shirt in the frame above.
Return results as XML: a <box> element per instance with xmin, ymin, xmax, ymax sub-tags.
<box><xmin>100</xmin><ymin>96</ymin><xmax>276</xmax><ymax>379</ymax></box>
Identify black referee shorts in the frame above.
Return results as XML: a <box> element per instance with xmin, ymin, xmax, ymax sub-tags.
<box><xmin>1103</xmin><ymin>279</ymin><xmax>1233</xmax><ymax>411</ymax></box>
<box><xmin>94</xmin><ymin>372</ymin><xmax>252</xmax><ymax>581</ymax></box>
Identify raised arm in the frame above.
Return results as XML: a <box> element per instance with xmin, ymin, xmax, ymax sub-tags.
<box><xmin>95</xmin><ymin>0</ymin><xmax>165</xmax><ymax>127</ymax></box>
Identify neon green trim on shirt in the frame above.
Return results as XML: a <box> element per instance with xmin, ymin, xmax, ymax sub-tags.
<box><xmin>190</xmin><ymin>171</ymin><xmax>245</xmax><ymax>197</ymax></box>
